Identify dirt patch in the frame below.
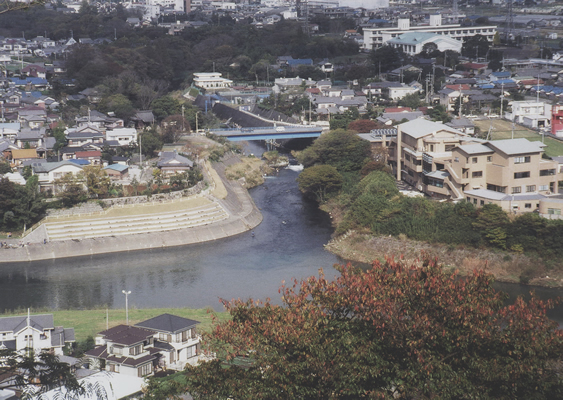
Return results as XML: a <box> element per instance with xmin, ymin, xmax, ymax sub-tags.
<box><xmin>325</xmin><ymin>231</ymin><xmax>563</xmax><ymax>288</ymax></box>
<box><xmin>225</xmin><ymin>157</ymin><xmax>272</xmax><ymax>189</ymax></box>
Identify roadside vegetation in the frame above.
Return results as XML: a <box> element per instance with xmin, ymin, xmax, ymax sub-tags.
<box><xmin>295</xmin><ymin>127</ymin><xmax>563</xmax><ymax>285</ymax></box>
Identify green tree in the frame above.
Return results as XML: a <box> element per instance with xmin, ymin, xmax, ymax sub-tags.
<box><xmin>473</xmin><ymin>203</ymin><xmax>510</xmax><ymax>249</ymax></box>
<box><xmin>82</xmin><ymin>165</ymin><xmax>112</xmax><ymax>198</ymax></box>
<box><xmin>140</xmin><ymin>128</ymin><xmax>163</xmax><ymax>157</ymax></box>
<box><xmin>296</xmin><ymin>129</ymin><xmax>371</xmax><ymax>173</ymax></box>
<box><xmin>151</xmin><ymin>96</ymin><xmax>181</xmax><ymax>121</ymax></box>
<box><xmin>53</xmin><ymin>172</ymin><xmax>88</xmax><ymax>207</ymax></box>
<box><xmin>297</xmin><ymin>164</ymin><xmax>343</xmax><ymax>202</ymax></box>
<box><xmin>145</xmin><ymin>257</ymin><xmax>563</xmax><ymax>399</ymax></box>
<box><xmin>370</xmin><ymin>45</ymin><xmax>404</xmax><ymax>73</ymax></box>
<box><xmin>461</xmin><ymin>34</ymin><xmax>490</xmax><ymax>59</ymax></box>
<box><xmin>99</xmin><ymin>93</ymin><xmax>135</xmax><ymax>121</ymax></box>
<box><xmin>398</xmin><ymin>92</ymin><xmax>422</xmax><ymax>109</ymax></box>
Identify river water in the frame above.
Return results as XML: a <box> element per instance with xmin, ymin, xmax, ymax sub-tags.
<box><xmin>0</xmin><ymin>144</ymin><xmax>561</xmax><ymax>325</ymax></box>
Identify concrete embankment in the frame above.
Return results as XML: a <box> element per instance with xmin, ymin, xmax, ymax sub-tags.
<box><xmin>0</xmin><ymin>157</ymin><xmax>262</xmax><ymax>263</ymax></box>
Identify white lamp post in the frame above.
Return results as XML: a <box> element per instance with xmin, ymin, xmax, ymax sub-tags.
<box><xmin>122</xmin><ymin>290</ymin><xmax>131</xmax><ymax>325</ymax></box>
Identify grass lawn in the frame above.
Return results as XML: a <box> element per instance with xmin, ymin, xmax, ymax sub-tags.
<box><xmin>473</xmin><ymin>119</ymin><xmax>563</xmax><ymax>157</ymax></box>
<box><xmin>0</xmin><ymin>308</ymin><xmax>229</xmax><ymax>343</ymax></box>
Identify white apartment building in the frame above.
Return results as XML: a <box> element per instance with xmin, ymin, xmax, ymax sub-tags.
<box><xmin>363</xmin><ymin>14</ymin><xmax>496</xmax><ymax>51</ymax></box>
<box><xmin>193</xmin><ymin>72</ymin><xmax>233</xmax><ymax>90</ymax></box>
<box><xmin>147</xmin><ymin>0</ymin><xmax>185</xmax><ymax>11</ymax></box>
<box><xmin>106</xmin><ymin>127</ymin><xmax>138</xmax><ymax>146</ymax></box>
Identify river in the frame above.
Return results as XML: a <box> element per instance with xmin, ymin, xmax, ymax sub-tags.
<box><xmin>0</xmin><ymin>143</ymin><xmax>561</xmax><ymax>325</ymax></box>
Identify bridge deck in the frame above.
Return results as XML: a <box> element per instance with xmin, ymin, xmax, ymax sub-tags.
<box><xmin>210</xmin><ymin>126</ymin><xmax>323</xmax><ymax>141</ymax></box>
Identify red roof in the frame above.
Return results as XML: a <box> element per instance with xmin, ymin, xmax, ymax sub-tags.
<box><xmin>519</xmin><ymin>79</ymin><xmax>544</xmax><ymax>85</ymax></box>
<box><xmin>445</xmin><ymin>84</ymin><xmax>470</xmax><ymax>91</ymax></box>
<box><xmin>463</xmin><ymin>63</ymin><xmax>487</xmax><ymax>70</ymax></box>
<box><xmin>384</xmin><ymin>107</ymin><xmax>412</xmax><ymax>113</ymax></box>
<box><xmin>306</xmin><ymin>88</ymin><xmax>321</xmax><ymax>94</ymax></box>
<box><xmin>76</xmin><ymin>151</ymin><xmax>101</xmax><ymax>158</ymax></box>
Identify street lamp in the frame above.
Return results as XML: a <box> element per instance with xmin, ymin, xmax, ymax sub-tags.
<box><xmin>122</xmin><ymin>290</ymin><xmax>131</xmax><ymax>325</ymax></box>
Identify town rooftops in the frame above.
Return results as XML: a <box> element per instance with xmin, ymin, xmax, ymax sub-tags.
<box><xmin>104</xmin><ymin>164</ymin><xmax>128</xmax><ymax>172</ymax></box>
<box><xmin>486</xmin><ymin>138</ymin><xmax>546</xmax><ymax>156</ymax></box>
<box><xmin>11</xmin><ymin>149</ymin><xmax>39</xmax><ymax>159</ymax></box>
<box><xmin>135</xmin><ymin>313</ymin><xmax>200</xmax><ymax>334</ymax></box>
<box><xmin>466</xmin><ymin>189</ymin><xmax>547</xmax><ymax>202</ymax></box>
<box><xmin>31</xmin><ymin>160</ymin><xmax>83</xmax><ymax>173</ymax></box>
<box><xmin>157</xmin><ymin>152</ymin><xmax>194</xmax><ymax>168</ymax></box>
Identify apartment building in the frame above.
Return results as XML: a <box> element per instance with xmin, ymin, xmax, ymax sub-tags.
<box><xmin>363</xmin><ymin>14</ymin><xmax>496</xmax><ymax>51</ymax></box>
<box><xmin>361</xmin><ymin>119</ymin><xmax>563</xmax><ymax>215</ymax></box>
<box><xmin>506</xmin><ymin>101</ymin><xmax>551</xmax><ymax>129</ymax></box>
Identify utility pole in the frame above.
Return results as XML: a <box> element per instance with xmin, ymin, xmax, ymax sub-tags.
<box><xmin>500</xmin><ymin>82</ymin><xmax>505</xmax><ymax>119</ymax></box>
<box><xmin>459</xmin><ymin>84</ymin><xmax>462</xmax><ymax>118</ymax></box>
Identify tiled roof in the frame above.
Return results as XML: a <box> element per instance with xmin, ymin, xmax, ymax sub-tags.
<box><xmin>135</xmin><ymin>313</ymin><xmax>200</xmax><ymax>334</ymax></box>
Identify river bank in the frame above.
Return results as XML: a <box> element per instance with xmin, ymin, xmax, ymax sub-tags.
<box><xmin>0</xmin><ymin>155</ymin><xmax>262</xmax><ymax>263</ymax></box>
<box><xmin>325</xmin><ymin>230</ymin><xmax>563</xmax><ymax>288</ymax></box>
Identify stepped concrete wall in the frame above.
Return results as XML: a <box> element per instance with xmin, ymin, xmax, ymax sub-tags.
<box><xmin>0</xmin><ymin>158</ymin><xmax>262</xmax><ymax>263</ymax></box>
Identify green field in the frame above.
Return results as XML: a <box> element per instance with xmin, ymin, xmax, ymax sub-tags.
<box><xmin>0</xmin><ymin>308</ymin><xmax>229</xmax><ymax>343</ymax></box>
<box><xmin>474</xmin><ymin>119</ymin><xmax>563</xmax><ymax>158</ymax></box>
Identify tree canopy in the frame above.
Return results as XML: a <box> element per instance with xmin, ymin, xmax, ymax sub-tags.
<box><xmin>296</xmin><ymin>129</ymin><xmax>371</xmax><ymax>173</ymax></box>
<box><xmin>145</xmin><ymin>256</ymin><xmax>563</xmax><ymax>399</ymax></box>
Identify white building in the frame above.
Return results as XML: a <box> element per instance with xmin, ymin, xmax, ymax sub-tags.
<box><xmin>506</xmin><ymin>101</ymin><xmax>552</xmax><ymax>129</ymax></box>
<box><xmin>106</xmin><ymin>127</ymin><xmax>138</xmax><ymax>146</ymax></box>
<box><xmin>147</xmin><ymin>0</ymin><xmax>185</xmax><ymax>12</ymax></box>
<box><xmin>363</xmin><ymin>14</ymin><xmax>496</xmax><ymax>51</ymax></box>
<box><xmin>193</xmin><ymin>72</ymin><xmax>233</xmax><ymax>90</ymax></box>
<box><xmin>387</xmin><ymin>32</ymin><xmax>462</xmax><ymax>55</ymax></box>
<box><xmin>31</xmin><ymin>160</ymin><xmax>84</xmax><ymax>193</ymax></box>
<box><xmin>0</xmin><ymin>314</ymin><xmax>75</xmax><ymax>356</ymax></box>
<box><xmin>388</xmin><ymin>84</ymin><xmax>420</xmax><ymax>100</ymax></box>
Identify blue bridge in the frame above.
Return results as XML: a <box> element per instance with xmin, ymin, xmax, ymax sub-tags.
<box><xmin>209</xmin><ymin>126</ymin><xmax>323</xmax><ymax>141</ymax></box>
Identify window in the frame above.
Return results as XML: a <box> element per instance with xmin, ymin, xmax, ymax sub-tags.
<box><xmin>454</xmin><ymin>157</ymin><xmax>459</xmax><ymax>162</ymax></box>
<box><xmin>445</xmin><ymin>145</ymin><xmax>455</xmax><ymax>151</ymax></box>
<box><xmin>514</xmin><ymin>172</ymin><xmax>530</xmax><ymax>179</ymax></box>
<box><xmin>540</xmin><ymin>185</ymin><xmax>549</xmax><ymax>191</ymax></box>
<box><xmin>130</xmin><ymin>344</ymin><xmax>143</xmax><ymax>356</ymax></box>
<box><xmin>472</xmin><ymin>157</ymin><xmax>478</xmax><ymax>163</ymax></box>
<box><xmin>111</xmin><ymin>346</ymin><xmax>123</xmax><ymax>355</ymax></box>
<box><xmin>138</xmin><ymin>363</ymin><xmax>152</xmax><ymax>377</ymax></box>
<box><xmin>473</xmin><ymin>198</ymin><xmax>477</xmax><ymax>204</ymax></box>
<box><xmin>472</xmin><ymin>171</ymin><xmax>483</xmax><ymax>178</ymax></box>
<box><xmin>512</xmin><ymin>187</ymin><xmax>521</xmax><ymax>194</ymax></box>
<box><xmin>405</xmin><ymin>154</ymin><xmax>411</xmax><ymax>162</ymax></box>
<box><xmin>548</xmin><ymin>208</ymin><xmax>561</xmax><ymax>215</ymax></box>
<box><xmin>480</xmin><ymin>200</ymin><xmax>485</xmax><ymax>206</ymax></box>
<box><xmin>526</xmin><ymin>185</ymin><xmax>536</xmax><ymax>192</ymax></box>
<box><xmin>525</xmin><ymin>203</ymin><xmax>532</xmax><ymax>209</ymax></box>
<box><xmin>429</xmin><ymin>145</ymin><xmax>434</xmax><ymax>152</ymax></box>
<box><xmin>487</xmin><ymin>184</ymin><xmax>506</xmax><ymax>193</ymax></box>
<box><xmin>466</xmin><ymin>197</ymin><xmax>471</xmax><ymax>202</ymax></box>
<box><xmin>540</xmin><ymin>169</ymin><xmax>556</xmax><ymax>176</ymax></box>
<box><xmin>487</xmin><ymin>156</ymin><xmax>492</xmax><ymax>162</ymax></box>
<box><xmin>514</xmin><ymin>156</ymin><xmax>531</xmax><ymax>164</ymax></box>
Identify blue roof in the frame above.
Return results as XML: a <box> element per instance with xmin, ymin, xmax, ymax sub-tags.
<box><xmin>495</xmin><ymin>79</ymin><xmax>515</xmax><ymax>84</ymax></box>
<box><xmin>492</xmin><ymin>71</ymin><xmax>511</xmax><ymax>77</ymax></box>
<box><xmin>478</xmin><ymin>84</ymin><xmax>495</xmax><ymax>89</ymax></box>
<box><xmin>104</xmin><ymin>164</ymin><xmax>128</xmax><ymax>172</ymax></box>
<box><xmin>69</xmin><ymin>159</ymin><xmax>90</xmax><ymax>165</ymax></box>
<box><xmin>287</xmin><ymin>59</ymin><xmax>313</xmax><ymax>66</ymax></box>
<box><xmin>368</xmin><ymin>18</ymin><xmax>389</xmax><ymax>23</ymax></box>
<box><xmin>10</xmin><ymin>77</ymin><xmax>48</xmax><ymax>85</ymax></box>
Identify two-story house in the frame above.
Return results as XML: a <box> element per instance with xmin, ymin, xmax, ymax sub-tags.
<box><xmin>135</xmin><ymin>314</ymin><xmax>201</xmax><ymax>370</ymax></box>
<box><xmin>85</xmin><ymin>314</ymin><xmax>202</xmax><ymax>377</ymax></box>
<box><xmin>86</xmin><ymin>325</ymin><xmax>160</xmax><ymax>378</ymax></box>
<box><xmin>31</xmin><ymin>160</ymin><xmax>84</xmax><ymax>193</ymax></box>
<box><xmin>105</xmin><ymin>127</ymin><xmax>137</xmax><ymax>147</ymax></box>
<box><xmin>0</xmin><ymin>313</ymin><xmax>75</xmax><ymax>356</ymax></box>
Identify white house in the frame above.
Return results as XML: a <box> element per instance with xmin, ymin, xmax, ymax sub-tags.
<box><xmin>193</xmin><ymin>72</ymin><xmax>233</xmax><ymax>90</ymax></box>
<box><xmin>506</xmin><ymin>100</ymin><xmax>552</xmax><ymax>129</ymax></box>
<box><xmin>31</xmin><ymin>160</ymin><xmax>84</xmax><ymax>193</ymax></box>
<box><xmin>0</xmin><ymin>313</ymin><xmax>75</xmax><ymax>356</ymax></box>
<box><xmin>387</xmin><ymin>84</ymin><xmax>420</xmax><ymax>100</ymax></box>
<box><xmin>105</xmin><ymin>127</ymin><xmax>138</xmax><ymax>146</ymax></box>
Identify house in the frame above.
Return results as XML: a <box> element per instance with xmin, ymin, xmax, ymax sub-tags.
<box><xmin>104</xmin><ymin>164</ymin><xmax>129</xmax><ymax>180</ymax></box>
<box><xmin>506</xmin><ymin>101</ymin><xmax>551</xmax><ymax>129</ymax></box>
<box><xmin>21</xmin><ymin>65</ymin><xmax>47</xmax><ymax>79</ymax></box>
<box><xmin>157</xmin><ymin>151</ymin><xmax>194</xmax><ymax>175</ymax></box>
<box><xmin>105</xmin><ymin>127</ymin><xmax>137</xmax><ymax>146</ymax></box>
<box><xmin>446</xmin><ymin>117</ymin><xmax>475</xmax><ymax>135</ymax></box>
<box><xmin>0</xmin><ymin>313</ymin><xmax>75</xmax><ymax>356</ymax></box>
<box><xmin>31</xmin><ymin>160</ymin><xmax>84</xmax><ymax>193</ymax></box>
<box><xmin>75</xmin><ymin>150</ymin><xmax>102</xmax><ymax>166</ymax></box>
<box><xmin>85</xmin><ymin>314</ymin><xmax>202</xmax><ymax>377</ymax></box>
<box><xmin>135</xmin><ymin>314</ymin><xmax>201</xmax><ymax>370</ymax></box>
<box><xmin>10</xmin><ymin>149</ymin><xmax>40</xmax><ymax>168</ymax></box>
<box><xmin>66</xmin><ymin>127</ymin><xmax>104</xmax><ymax>146</ymax></box>
<box><xmin>85</xmin><ymin>325</ymin><xmax>160</xmax><ymax>377</ymax></box>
